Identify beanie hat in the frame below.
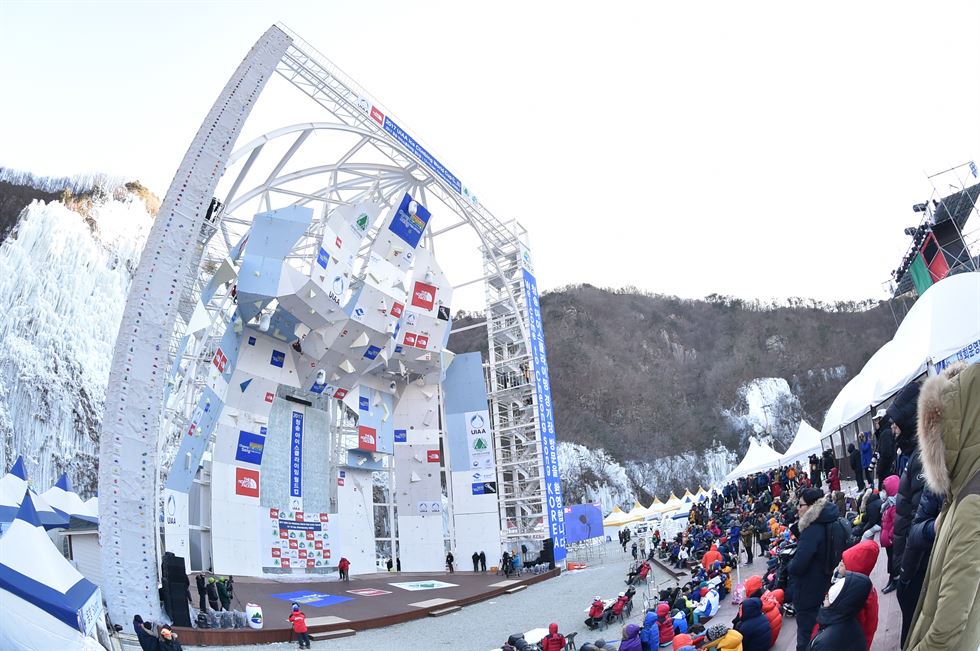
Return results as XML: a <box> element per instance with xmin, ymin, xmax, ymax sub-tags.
<box><xmin>886</xmin><ymin>380</ymin><xmax>921</xmax><ymax>439</ymax></box>
<box><xmin>706</xmin><ymin>624</ymin><xmax>729</xmax><ymax>641</ymax></box>
<box><xmin>800</xmin><ymin>488</ymin><xmax>824</xmax><ymax>506</ymax></box>
<box><xmin>292</xmin><ymin>603</ymin><xmax>300</xmax><ymax>611</ymax></box>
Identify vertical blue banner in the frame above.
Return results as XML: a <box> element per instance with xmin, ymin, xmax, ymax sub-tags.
<box><xmin>522</xmin><ymin>269</ymin><xmax>566</xmax><ymax>562</ymax></box>
<box><xmin>290</xmin><ymin>411</ymin><xmax>304</xmax><ymax>500</ymax></box>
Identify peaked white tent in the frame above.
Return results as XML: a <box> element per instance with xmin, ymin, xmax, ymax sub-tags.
<box><xmin>0</xmin><ymin>493</ymin><xmax>107</xmax><ymax>650</ymax></box>
<box><xmin>603</xmin><ymin>506</ymin><xmax>632</xmax><ymax>527</ymax></box>
<box><xmin>822</xmin><ymin>272</ymin><xmax>980</xmax><ymax>435</ymax></box>
<box><xmin>42</xmin><ymin>474</ymin><xmax>97</xmax><ymax>524</ymax></box>
<box><xmin>0</xmin><ymin>457</ymin><xmax>68</xmax><ymax>531</ymax></box>
<box><xmin>725</xmin><ymin>439</ymin><xmax>783</xmax><ymax>481</ymax></box>
<box><xmin>780</xmin><ymin>421</ymin><xmax>823</xmax><ymax>466</ymax></box>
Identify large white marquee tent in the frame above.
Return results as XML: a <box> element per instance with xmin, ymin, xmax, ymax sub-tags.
<box><xmin>780</xmin><ymin>421</ymin><xmax>823</xmax><ymax>466</ymax></box>
<box><xmin>822</xmin><ymin>272</ymin><xmax>980</xmax><ymax>435</ymax></box>
<box><xmin>724</xmin><ymin>439</ymin><xmax>783</xmax><ymax>482</ymax></box>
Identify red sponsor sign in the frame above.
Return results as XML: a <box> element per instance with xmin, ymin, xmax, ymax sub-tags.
<box><xmin>289</xmin><ymin>539</ymin><xmax>298</xmax><ymax>549</ymax></box>
<box><xmin>319</xmin><ymin>513</ymin><xmax>329</xmax><ymax>523</ymax></box>
<box><xmin>307</xmin><ymin>558</ymin><xmax>316</xmax><ymax>568</ymax></box>
<box><xmin>212</xmin><ymin>348</ymin><xmax>227</xmax><ymax>373</ymax></box>
<box><xmin>337</xmin><ymin>478</ymin><xmax>345</xmax><ymax>486</ymax></box>
<box><xmin>335</xmin><ymin>236</ymin><xmax>343</xmax><ymax>249</ymax></box>
<box><xmin>281</xmin><ymin>558</ymin><xmax>291</xmax><ymax>569</ymax></box>
<box><xmin>390</xmin><ymin>302</ymin><xmax>404</xmax><ymax>318</ymax></box>
<box><xmin>295</xmin><ymin>512</ymin><xmax>304</xmax><ymax>522</ymax></box>
<box><xmin>298</xmin><ymin>549</ymin><xmax>307</xmax><ymax>559</ymax></box>
<box><xmin>270</xmin><ymin>508</ymin><xmax>279</xmax><ymax>519</ymax></box>
<box><xmin>315</xmin><ymin>541</ymin><xmax>323</xmax><ymax>550</ymax></box>
<box><xmin>415</xmin><ymin>334</ymin><xmax>429</xmax><ymax>349</ymax></box>
<box><xmin>272</xmin><ymin>548</ymin><xmax>281</xmax><ymax>558</ymax></box>
<box><xmin>235</xmin><ymin>467</ymin><xmax>260</xmax><ymax>498</ymax></box>
<box><xmin>411</xmin><ymin>281</ymin><xmax>437</xmax><ymax>311</ymax></box>
<box><xmin>370</xmin><ymin>106</ymin><xmax>385</xmax><ymax>125</ymax></box>
<box><xmin>427</xmin><ymin>450</ymin><xmax>441</xmax><ymax>463</ymax></box>
<box><xmin>403</xmin><ymin>332</ymin><xmax>417</xmax><ymax>347</ymax></box>
<box><xmin>265</xmin><ymin>392</ymin><xmax>275</xmax><ymax>403</ymax></box>
<box><xmin>187</xmin><ymin>423</ymin><xmax>197</xmax><ymax>437</ymax></box>
<box><xmin>333</xmin><ymin>388</ymin><xmax>348</xmax><ymax>399</ymax></box>
<box><xmin>358</xmin><ymin>425</ymin><xmax>377</xmax><ymax>452</ymax></box>
<box><xmin>324</xmin><ymin>550</ymin><xmax>331</xmax><ymax>559</ymax></box>
<box><xmin>279</xmin><ymin>529</ymin><xmax>288</xmax><ymax>539</ymax></box>
<box><xmin>305</xmin><ymin>531</ymin><xmax>314</xmax><ymax>540</ymax></box>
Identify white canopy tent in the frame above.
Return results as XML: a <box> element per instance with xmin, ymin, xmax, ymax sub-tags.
<box><xmin>0</xmin><ymin>457</ymin><xmax>68</xmax><ymax>531</ymax></box>
<box><xmin>725</xmin><ymin>439</ymin><xmax>783</xmax><ymax>482</ymax></box>
<box><xmin>822</xmin><ymin>272</ymin><xmax>980</xmax><ymax>435</ymax></box>
<box><xmin>0</xmin><ymin>494</ymin><xmax>108</xmax><ymax>650</ymax></box>
<box><xmin>41</xmin><ymin>474</ymin><xmax>97</xmax><ymax>524</ymax></box>
<box><xmin>780</xmin><ymin>420</ymin><xmax>823</xmax><ymax>466</ymax></box>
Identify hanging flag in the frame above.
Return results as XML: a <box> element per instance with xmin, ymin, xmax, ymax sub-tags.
<box><xmin>970</xmin><ymin>161</ymin><xmax>978</xmax><ymax>178</ymax></box>
<box><xmin>908</xmin><ymin>253</ymin><xmax>934</xmax><ymax>294</ymax></box>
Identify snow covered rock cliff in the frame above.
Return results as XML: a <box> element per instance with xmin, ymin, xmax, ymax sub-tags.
<box><xmin>0</xmin><ymin>190</ymin><xmax>152</xmax><ymax>494</ymax></box>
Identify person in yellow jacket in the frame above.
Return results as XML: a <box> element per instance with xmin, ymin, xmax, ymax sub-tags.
<box><xmin>698</xmin><ymin>623</ymin><xmax>743</xmax><ymax>650</ymax></box>
<box><xmin>721</xmin><ymin>566</ymin><xmax>733</xmax><ymax>594</ymax></box>
<box><xmin>905</xmin><ymin>362</ymin><xmax>980</xmax><ymax>651</ymax></box>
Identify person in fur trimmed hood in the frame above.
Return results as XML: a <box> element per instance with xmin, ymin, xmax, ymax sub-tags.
<box><xmin>905</xmin><ymin>361</ymin><xmax>980</xmax><ymax>651</ymax></box>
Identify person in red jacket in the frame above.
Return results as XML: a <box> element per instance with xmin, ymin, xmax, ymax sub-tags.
<box><xmin>701</xmin><ymin>544</ymin><xmax>722</xmax><ymax>570</ymax></box>
<box><xmin>338</xmin><ymin>556</ymin><xmax>351</xmax><ymax>581</ymax></box>
<box><xmin>288</xmin><ymin>604</ymin><xmax>310</xmax><ymax>649</ymax></box>
<box><xmin>742</xmin><ymin>575</ymin><xmax>783</xmax><ymax>647</ymax></box>
<box><xmin>540</xmin><ymin>622</ymin><xmax>566</xmax><ymax>651</ymax></box>
<box><xmin>656</xmin><ymin>601</ymin><xmax>675</xmax><ymax>647</ymax></box>
<box><xmin>829</xmin><ymin>466</ymin><xmax>841</xmax><ymax>492</ymax></box>
<box><xmin>836</xmin><ymin>540</ymin><xmax>880</xmax><ymax>650</ymax></box>
<box><xmin>586</xmin><ymin>595</ymin><xmax>605</xmax><ymax>629</ymax></box>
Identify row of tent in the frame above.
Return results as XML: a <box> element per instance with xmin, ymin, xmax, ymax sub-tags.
<box><xmin>603</xmin><ymin>486</ymin><xmax>717</xmax><ymax>527</ymax></box>
<box><xmin>0</xmin><ymin>456</ymin><xmax>99</xmax><ymax>529</ymax></box>
<box><xmin>603</xmin><ymin>419</ymin><xmax>826</xmax><ymax>527</ymax></box>
<box><xmin>0</xmin><ymin>456</ymin><xmax>108</xmax><ymax>650</ymax></box>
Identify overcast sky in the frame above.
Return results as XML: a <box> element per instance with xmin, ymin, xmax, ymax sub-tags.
<box><xmin>2</xmin><ymin>1</ymin><xmax>978</xmax><ymax>307</ymax></box>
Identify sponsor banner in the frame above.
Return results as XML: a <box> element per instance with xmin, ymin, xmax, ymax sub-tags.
<box><xmin>932</xmin><ymin>337</ymin><xmax>980</xmax><ymax>375</ymax></box>
<box><xmin>416</xmin><ymin>500</ymin><xmax>442</xmax><ymax>515</ymax></box>
<box><xmin>464</xmin><ymin>410</ymin><xmax>493</xmax><ymax>470</ymax></box>
<box><xmin>358</xmin><ymin>425</ymin><xmax>377</xmax><ymax>452</ymax></box>
<box><xmin>235</xmin><ymin>467</ymin><xmax>260</xmax><ymax>498</ymax></box>
<box><xmin>471</xmin><ymin>481</ymin><xmax>497</xmax><ymax>496</ymax></box>
<box><xmin>290</xmin><ymin>411</ymin><xmax>304</xmax><ymax>500</ymax></box>
<box><xmin>411</xmin><ymin>281</ymin><xmax>437</xmax><ymax>311</ymax></box>
<box><xmin>382</xmin><ymin>118</ymin><xmax>462</xmax><ymax>194</ymax></box>
<box><xmin>163</xmin><ymin>489</ymin><xmax>189</xmax><ymax>558</ymax></box>
<box><xmin>388</xmin><ymin>193</ymin><xmax>432</xmax><ymax>249</ymax></box>
<box><xmin>270</xmin><ymin>590</ymin><xmax>352</xmax><ymax>607</ymax></box>
<box><xmin>394</xmin><ymin>429</ymin><xmax>408</xmax><ymax>443</ymax></box>
<box><xmin>522</xmin><ymin>267</ymin><xmax>566</xmax><ymax>562</ymax></box>
<box><xmin>270</xmin><ymin>350</ymin><xmax>286</xmax><ymax>368</ymax></box>
<box><xmin>235</xmin><ymin>430</ymin><xmax>266</xmax><ymax>465</ymax></box>
<box><xmin>347</xmin><ymin>588</ymin><xmax>391</xmax><ymax>597</ymax></box>
<box><xmin>426</xmin><ymin>449</ymin><xmax>441</xmax><ymax>463</ymax></box>
<box><xmin>263</xmin><ymin>509</ymin><xmax>336</xmax><ymax>569</ymax></box>
<box><xmin>388</xmin><ymin>580</ymin><xmax>458</xmax><ymax>591</ymax></box>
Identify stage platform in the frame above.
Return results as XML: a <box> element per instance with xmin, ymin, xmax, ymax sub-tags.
<box><xmin>175</xmin><ymin>568</ymin><xmax>559</xmax><ymax>646</ymax></box>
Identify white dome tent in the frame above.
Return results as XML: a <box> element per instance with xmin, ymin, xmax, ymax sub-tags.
<box><xmin>780</xmin><ymin>420</ymin><xmax>823</xmax><ymax>466</ymax></box>
<box><xmin>0</xmin><ymin>492</ymin><xmax>108</xmax><ymax>650</ymax></box>
<box><xmin>724</xmin><ymin>439</ymin><xmax>783</xmax><ymax>482</ymax></box>
<box><xmin>822</xmin><ymin>272</ymin><xmax>980</xmax><ymax>435</ymax></box>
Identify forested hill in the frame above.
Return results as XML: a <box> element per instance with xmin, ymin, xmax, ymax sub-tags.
<box><xmin>449</xmin><ymin>285</ymin><xmax>896</xmax><ymax>462</ymax></box>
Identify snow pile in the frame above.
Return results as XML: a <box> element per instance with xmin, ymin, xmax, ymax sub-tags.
<box><xmin>723</xmin><ymin>377</ymin><xmax>803</xmax><ymax>452</ymax></box>
<box><xmin>0</xmin><ymin>195</ymin><xmax>151</xmax><ymax>493</ymax></box>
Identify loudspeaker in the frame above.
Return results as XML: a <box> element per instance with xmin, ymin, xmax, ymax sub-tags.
<box><xmin>162</xmin><ymin>552</ymin><xmax>189</xmax><ymax>586</ymax></box>
<box><xmin>161</xmin><ymin>584</ymin><xmax>192</xmax><ymax>627</ymax></box>
<box><xmin>541</xmin><ymin>538</ymin><xmax>555</xmax><ymax>569</ymax></box>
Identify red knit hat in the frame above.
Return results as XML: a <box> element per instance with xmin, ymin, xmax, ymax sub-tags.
<box><xmin>841</xmin><ymin>539</ymin><xmax>879</xmax><ymax>576</ymax></box>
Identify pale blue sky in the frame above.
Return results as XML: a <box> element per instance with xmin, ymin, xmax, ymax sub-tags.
<box><xmin>2</xmin><ymin>0</ymin><xmax>978</xmax><ymax>305</ymax></box>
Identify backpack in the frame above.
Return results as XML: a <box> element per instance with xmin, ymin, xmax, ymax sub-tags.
<box><xmin>824</xmin><ymin>517</ymin><xmax>850</xmax><ymax>575</ymax></box>
<box><xmin>195</xmin><ymin>611</ymin><xmax>211</xmax><ymax>629</ymax></box>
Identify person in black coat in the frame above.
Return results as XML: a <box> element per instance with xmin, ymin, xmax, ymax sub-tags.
<box><xmin>847</xmin><ymin>443</ymin><xmax>865</xmax><ymax>492</ymax></box>
<box><xmin>734</xmin><ymin>597</ymin><xmax>771</xmax><ymax>651</ymax></box>
<box><xmin>808</xmin><ymin>572</ymin><xmax>872</xmax><ymax>651</ymax></box>
<box><xmin>897</xmin><ymin>486</ymin><xmax>942</xmax><ymax>645</ymax></box>
<box><xmin>875</xmin><ymin>416</ymin><xmax>896</xmax><ymax>485</ymax></box>
<box><xmin>194</xmin><ymin>573</ymin><xmax>206</xmax><ymax>612</ymax></box>
<box><xmin>788</xmin><ymin>489</ymin><xmax>841</xmax><ymax>651</ymax></box>
<box><xmin>858</xmin><ymin>490</ymin><xmax>882</xmax><ymax>540</ymax></box>
<box><xmin>133</xmin><ymin>615</ymin><xmax>158</xmax><ymax>651</ymax></box>
<box><xmin>809</xmin><ymin>454</ymin><xmax>823</xmax><ymax>489</ymax></box>
<box><xmin>886</xmin><ymin>381</ymin><xmax>923</xmax><ymax>599</ymax></box>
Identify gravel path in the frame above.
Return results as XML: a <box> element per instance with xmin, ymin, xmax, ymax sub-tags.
<box><xmin>188</xmin><ymin>543</ymin><xmax>674</xmax><ymax>651</ymax></box>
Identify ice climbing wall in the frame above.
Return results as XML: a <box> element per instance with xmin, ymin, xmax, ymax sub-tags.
<box><xmin>98</xmin><ymin>26</ymin><xmax>291</xmax><ymax>625</ymax></box>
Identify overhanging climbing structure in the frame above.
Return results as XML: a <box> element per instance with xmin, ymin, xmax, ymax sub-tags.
<box><xmin>98</xmin><ymin>24</ymin><xmax>564</xmax><ymax>626</ymax></box>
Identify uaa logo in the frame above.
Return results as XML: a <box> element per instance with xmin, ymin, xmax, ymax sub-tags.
<box><xmin>470</xmin><ymin>414</ymin><xmax>486</xmax><ymax>430</ymax></box>
<box><xmin>166</xmin><ymin>494</ymin><xmax>176</xmax><ymax>516</ymax></box>
<box><xmin>332</xmin><ymin>275</ymin><xmax>346</xmax><ymax>296</ymax></box>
